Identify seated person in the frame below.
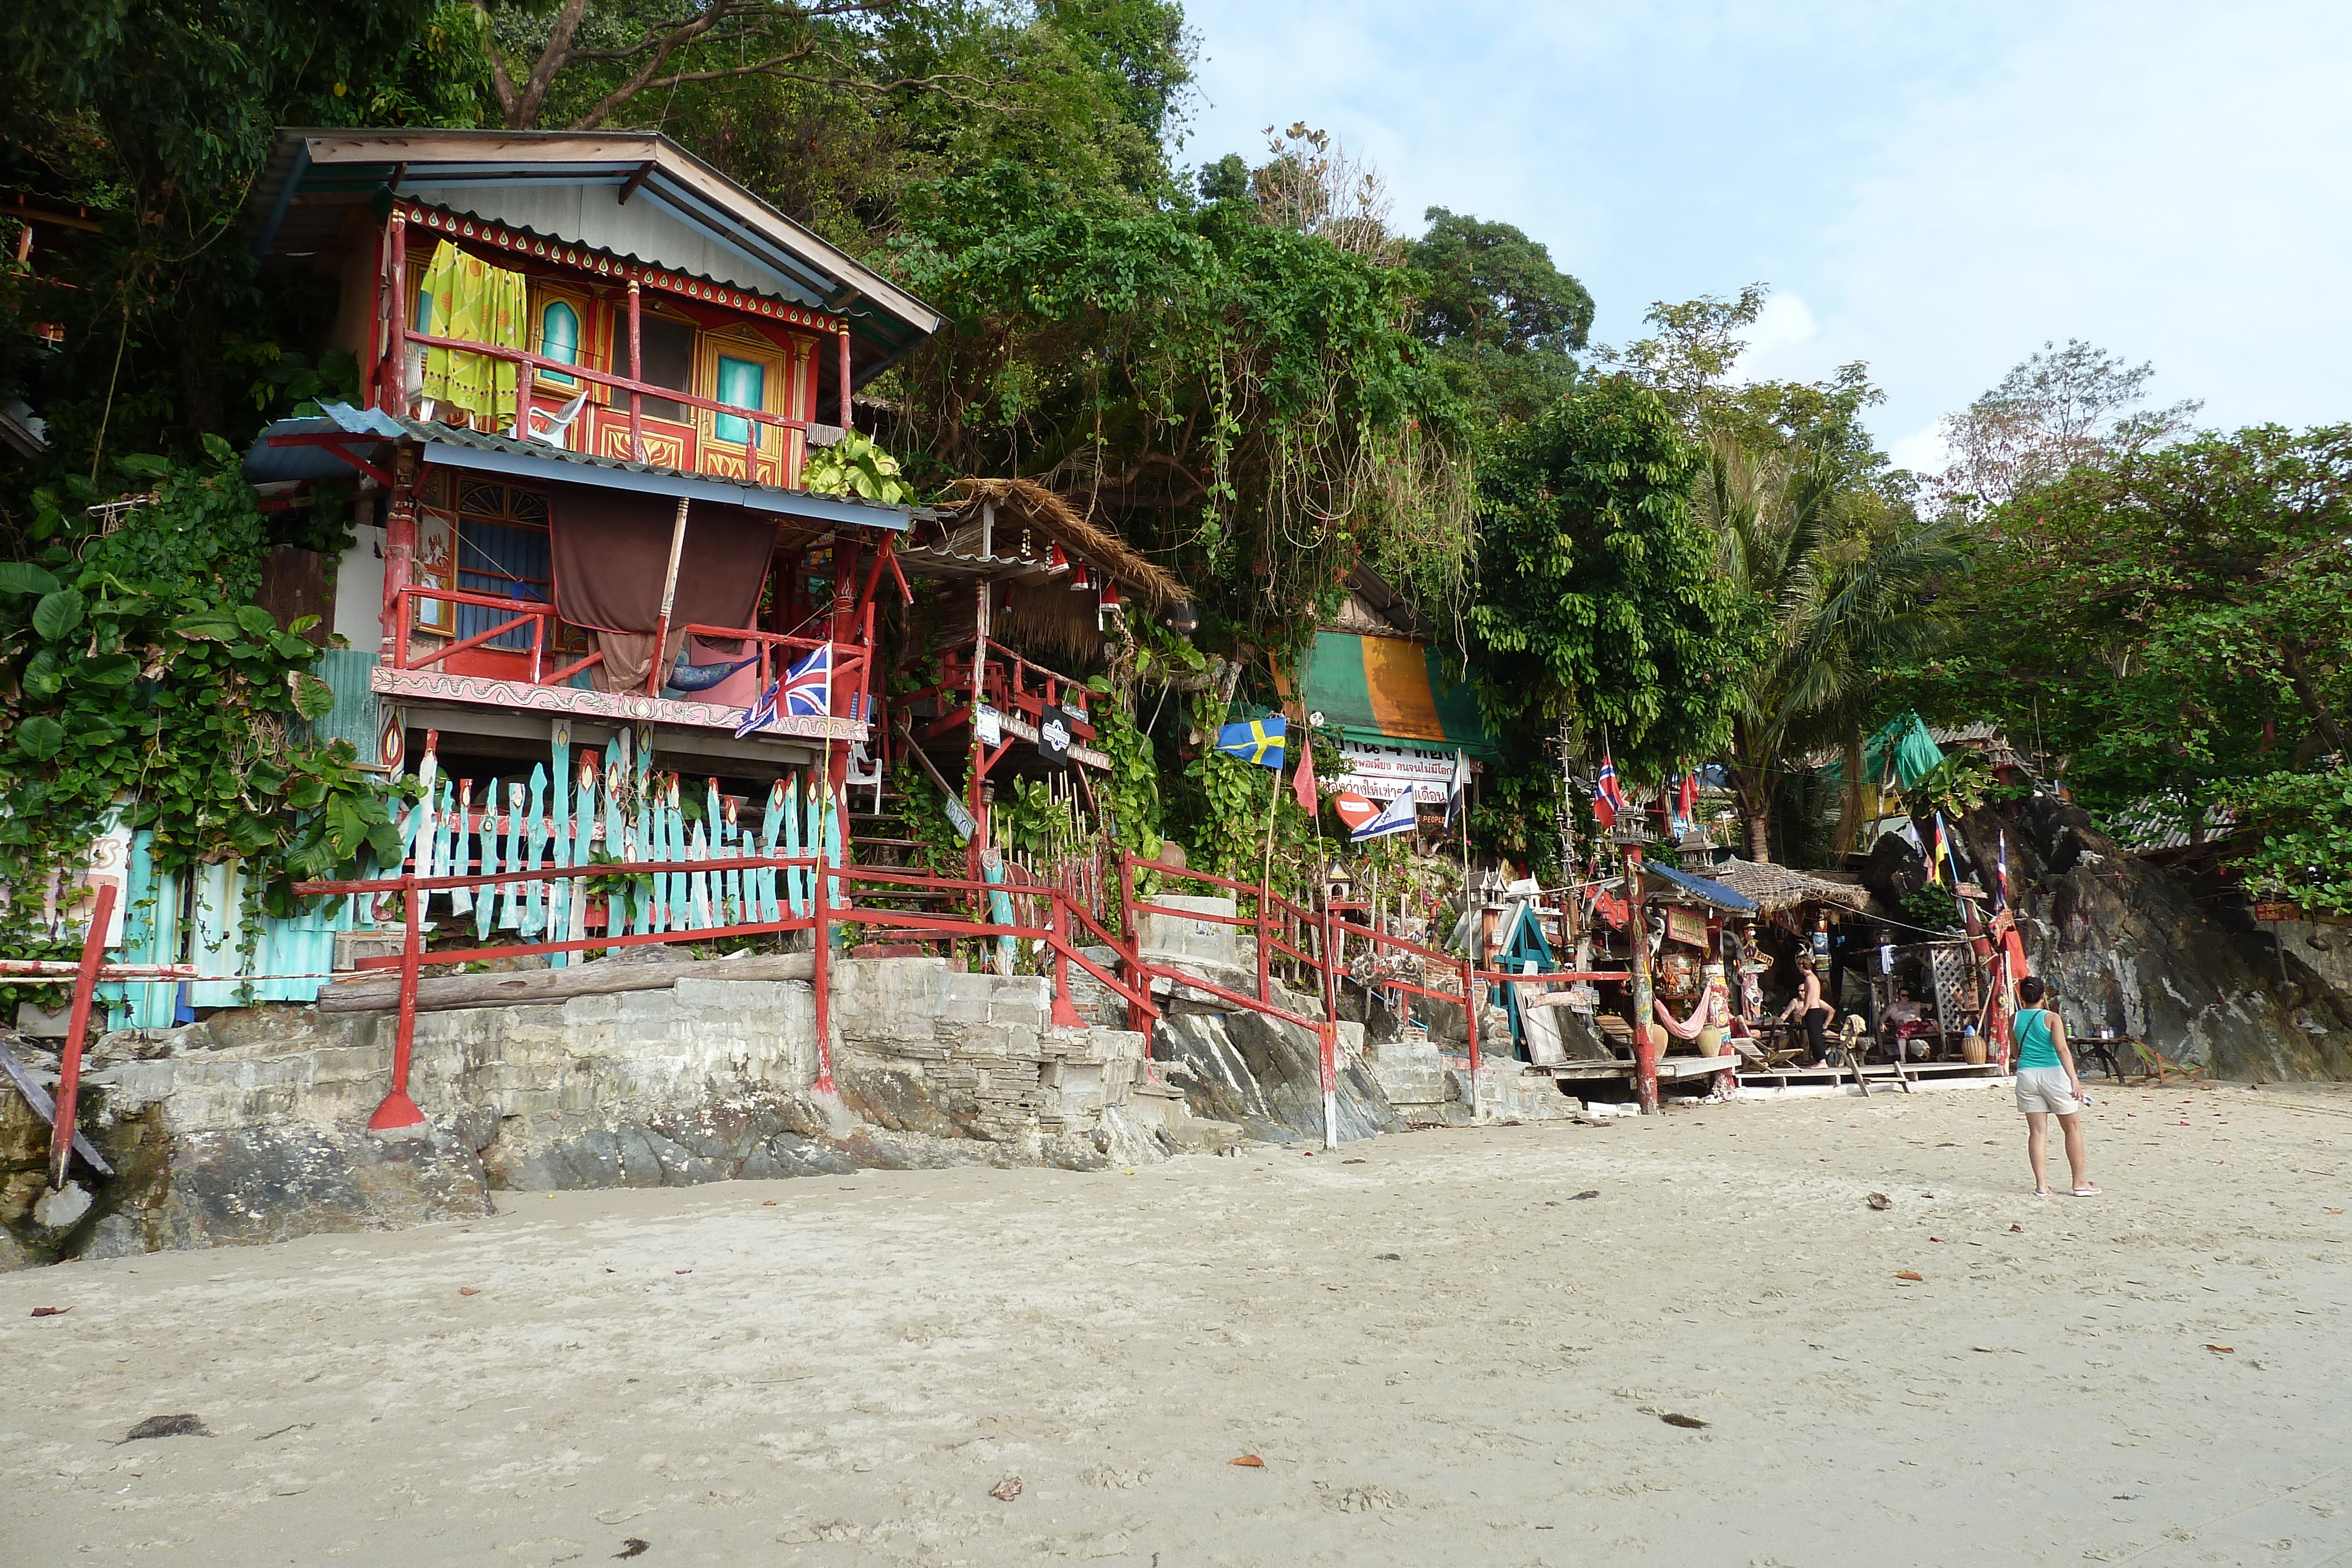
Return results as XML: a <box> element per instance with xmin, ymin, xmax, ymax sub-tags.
<box><xmin>1880</xmin><ymin>987</ymin><xmax>1935</xmax><ymax>1060</ymax></box>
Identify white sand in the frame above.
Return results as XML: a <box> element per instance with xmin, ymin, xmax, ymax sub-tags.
<box><xmin>6</xmin><ymin>1078</ymin><xmax>2352</xmax><ymax>1567</ymax></box>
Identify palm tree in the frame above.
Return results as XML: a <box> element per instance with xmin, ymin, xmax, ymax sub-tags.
<box><xmin>1703</xmin><ymin>431</ymin><xmax>1963</xmax><ymax>862</ymax></box>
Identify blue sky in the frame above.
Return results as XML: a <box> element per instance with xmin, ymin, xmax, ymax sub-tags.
<box><xmin>1173</xmin><ymin>0</ymin><xmax>2352</xmax><ymax>470</ymax></box>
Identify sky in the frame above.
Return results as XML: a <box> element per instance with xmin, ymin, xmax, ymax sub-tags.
<box><xmin>1172</xmin><ymin>0</ymin><xmax>2352</xmax><ymax>472</ymax></box>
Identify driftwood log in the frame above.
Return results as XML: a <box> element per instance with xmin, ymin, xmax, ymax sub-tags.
<box><xmin>315</xmin><ymin>952</ymin><xmax>817</xmax><ymax>1014</ymax></box>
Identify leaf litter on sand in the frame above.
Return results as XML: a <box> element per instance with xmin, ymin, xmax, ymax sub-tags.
<box><xmin>117</xmin><ymin>1414</ymin><xmax>209</xmax><ymax>1443</ymax></box>
<box><xmin>1230</xmin><ymin>1455</ymin><xmax>1266</xmax><ymax>1467</ymax></box>
<box><xmin>988</xmin><ymin>1476</ymin><xmax>1023</xmax><ymax>1500</ymax></box>
<box><xmin>1866</xmin><ymin>1193</ymin><xmax>1892</xmax><ymax>1210</ymax></box>
<box><xmin>1895</xmin><ymin>1271</ymin><xmax>1924</xmax><ymax>1282</ymax></box>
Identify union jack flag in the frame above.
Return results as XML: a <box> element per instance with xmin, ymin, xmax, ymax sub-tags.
<box><xmin>733</xmin><ymin>678</ymin><xmax>780</xmax><ymax>738</ymax></box>
<box><xmin>783</xmin><ymin>644</ymin><xmax>832</xmax><ymax>719</ymax></box>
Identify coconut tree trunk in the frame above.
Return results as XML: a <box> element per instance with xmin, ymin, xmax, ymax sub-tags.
<box><xmin>1830</xmin><ymin>727</ymin><xmax>1865</xmax><ymax>860</ymax></box>
<box><xmin>1729</xmin><ymin>721</ymin><xmax>1773</xmax><ymax>864</ymax></box>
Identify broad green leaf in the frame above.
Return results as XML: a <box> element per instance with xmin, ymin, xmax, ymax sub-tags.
<box><xmin>201</xmin><ymin>433</ymin><xmax>236</xmax><ymax>467</ymax></box>
<box><xmin>173</xmin><ymin>609</ymin><xmax>240</xmax><ymax>641</ymax></box>
<box><xmin>32</xmin><ymin>589</ymin><xmax>85</xmax><ymax>641</ymax></box>
<box><xmin>81</xmin><ymin>653</ymin><xmax>139</xmax><ymax>686</ymax></box>
<box><xmin>0</xmin><ymin>561</ymin><xmax>59</xmax><ymax>596</ymax></box>
<box><xmin>15</xmin><ymin>716</ymin><xmax>65</xmax><ymax>760</ymax></box>
<box><xmin>292</xmin><ymin>673</ymin><xmax>336</xmax><ymax>721</ymax></box>
<box><xmin>234</xmin><ymin>605</ymin><xmax>278</xmax><ymax>637</ymax></box>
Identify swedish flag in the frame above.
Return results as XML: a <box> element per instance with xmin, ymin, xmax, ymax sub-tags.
<box><xmin>1216</xmin><ymin>714</ymin><xmax>1287</xmax><ymax>770</ymax></box>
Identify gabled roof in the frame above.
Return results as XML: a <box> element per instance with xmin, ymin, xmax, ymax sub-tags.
<box><xmin>246</xmin><ymin>128</ymin><xmax>938</xmax><ymax>382</ymax></box>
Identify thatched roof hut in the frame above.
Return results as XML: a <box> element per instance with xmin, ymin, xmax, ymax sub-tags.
<box><xmin>898</xmin><ymin>477</ymin><xmax>1191</xmax><ymax>668</ymax></box>
<box><xmin>1704</xmin><ymin>858</ymin><xmax>1873</xmax><ymax>918</ymax></box>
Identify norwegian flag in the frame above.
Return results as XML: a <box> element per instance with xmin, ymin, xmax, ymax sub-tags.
<box><xmin>781</xmin><ymin>643</ymin><xmax>833</xmax><ymax>719</ymax></box>
<box><xmin>1593</xmin><ymin>751</ymin><xmax>1626</xmax><ymax>830</ymax></box>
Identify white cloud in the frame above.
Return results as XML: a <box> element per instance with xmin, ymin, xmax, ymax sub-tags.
<box><xmin>1886</xmin><ymin>424</ymin><xmax>1949</xmax><ymax>480</ymax></box>
<box><xmin>1176</xmin><ymin>1</ymin><xmax>2352</xmax><ymax>449</ymax></box>
<box><xmin>1730</xmin><ymin>292</ymin><xmax>1820</xmax><ymax>385</ymax></box>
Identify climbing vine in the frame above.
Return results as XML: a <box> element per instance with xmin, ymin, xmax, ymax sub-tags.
<box><xmin>0</xmin><ymin>444</ymin><xmax>407</xmax><ymax>949</ymax></box>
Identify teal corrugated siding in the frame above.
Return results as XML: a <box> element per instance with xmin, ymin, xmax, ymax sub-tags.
<box><xmin>305</xmin><ymin>648</ymin><xmax>381</xmax><ymax>764</ymax></box>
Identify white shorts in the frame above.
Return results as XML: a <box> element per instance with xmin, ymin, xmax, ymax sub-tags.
<box><xmin>2015</xmin><ymin>1066</ymin><xmax>2080</xmax><ymax>1116</ymax></box>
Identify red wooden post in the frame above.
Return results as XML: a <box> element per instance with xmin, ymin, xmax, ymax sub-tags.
<box><xmin>1117</xmin><ymin>851</ymin><xmax>1153</xmax><ymax>1037</ymax></box>
<box><xmin>368</xmin><ymin>876</ymin><xmax>429</xmax><ymax>1133</ymax></box>
<box><xmin>837</xmin><ymin>327</ymin><xmax>853</xmax><ymax>432</ymax></box>
<box><xmin>1318</xmin><ymin>894</ymin><xmax>1341</xmax><ymax>1149</ymax></box>
<box><xmin>45</xmin><ymin>882</ymin><xmax>118</xmax><ymax>1190</ymax></box>
<box><xmin>1626</xmin><ymin>843</ymin><xmax>1659</xmax><ymax>1115</ymax></box>
<box><xmin>626</xmin><ymin>276</ymin><xmax>644</xmax><ymax>462</ymax></box>
<box><xmin>1256</xmin><ymin>875</ymin><xmax>1271</xmax><ymax>1007</ymax></box>
<box><xmin>1050</xmin><ymin>887</ymin><xmax>1084</xmax><ymax>1028</ymax></box>
<box><xmin>1462</xmin><ymin>951</ymin><xmax>1483</xmax><ymax>1120</ymax></box>
<box><xmin>386</xmin><ymin>210</ymin><xmax>409</xmax><ymax>413</ymax></box>
<box><xmin>811</xmin><ymin>866</ymin><xmax>835</xmax><ymax>1094</ymax></box>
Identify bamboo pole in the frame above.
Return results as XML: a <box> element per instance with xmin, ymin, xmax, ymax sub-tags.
<box><xmin>644</xmin><ymin>496</ymin><xmax>691</xmax><ymax>695</ymax></box>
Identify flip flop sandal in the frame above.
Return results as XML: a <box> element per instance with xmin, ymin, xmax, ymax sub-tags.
<box><xmin>2072</xmin><ymin>1185</ymin><xmax>2102</xmax><ymax>1196</ymax></box>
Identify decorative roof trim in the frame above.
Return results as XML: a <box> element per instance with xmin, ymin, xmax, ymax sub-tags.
<box><xmin>399</xmin><ymin>202</ymin><xmax>846</xmax><ymax>334</ymax></box>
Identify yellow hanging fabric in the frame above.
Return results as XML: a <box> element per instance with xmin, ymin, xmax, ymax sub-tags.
<box><xmin>416</xmin><ymin>239</ymin><xmax>527</xmax><ymax>429</ymax></box>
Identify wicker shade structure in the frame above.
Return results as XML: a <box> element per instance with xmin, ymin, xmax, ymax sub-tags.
<box><xmin>1703</xmin><ymin>857</ymin><xmax>1872</xmax><ymax>917</ymax></box>
<box><xmin>911</xmin><ymin>477</ymin><xmax>1188</xmax><ymax>611</ymax></box>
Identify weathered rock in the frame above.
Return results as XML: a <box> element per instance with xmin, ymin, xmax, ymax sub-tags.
<box><xmin>1934</xmin><ymin>798</ymin><xmax>2352</xmax><ymax>1081</ymax></box>
<box><xmin>1155</xmin><ymin>998</ymin><xmax>1402</xmax><ymax>1144</ymax></box>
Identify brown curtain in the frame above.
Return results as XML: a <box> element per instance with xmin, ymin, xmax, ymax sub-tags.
<box><xmin>550</xmin><ymin>487</ymin><xmax>776</xmax><ymax>637</ymax></box>
<box><xmin>592</xmin><ymin>628</ymin><xmax>688</xmax><ymax>694</ymax></box>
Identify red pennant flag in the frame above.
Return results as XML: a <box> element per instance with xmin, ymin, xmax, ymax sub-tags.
<box><xmin>1292</xmin><ymin>742</ymin><xmax>1319</xmax><ymax>813</ymax></box>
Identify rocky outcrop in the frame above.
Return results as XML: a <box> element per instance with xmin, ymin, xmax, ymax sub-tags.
<box><xmin>1865</xmin><ymin>798</ymin><xmax>2352</xmax><ymax>1082</ymax></box>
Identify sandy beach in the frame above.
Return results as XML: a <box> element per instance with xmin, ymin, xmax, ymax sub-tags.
<box><xmin>6</xmin><ymin>1077</ymin><xmax>2351</xmax><ymax>1567</ymax></box>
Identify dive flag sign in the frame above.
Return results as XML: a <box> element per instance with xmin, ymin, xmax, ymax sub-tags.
<box><xmin>1350</xmin><ymin>790</ymin><xmax>1418</xmax><ymax>844</ymax></box>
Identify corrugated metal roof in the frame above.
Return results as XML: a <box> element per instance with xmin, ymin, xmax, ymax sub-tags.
<box><xmin>246</xmin><ymin>403</ymin><xmax>909</xmax><ymax>530</ymax></box>
<box><xmin>1643</xmin><ymin>862</ymin><xmax>1762</xmax><ymax>914</ymax></box>
<box><xmin>2106</xmin><ymin>797</ymin><xmax>2237</xmax><ymax>854</ymax></box>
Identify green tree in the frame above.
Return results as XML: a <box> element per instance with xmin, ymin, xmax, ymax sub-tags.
<box><xmin>1405</xmin><ymin>208</ymin><xmax>1591</xmax><ymax>433</ymax></box>
<box><xmin>4</xmin><ymin>1</ymin><xmax>465</xmax><ymax>457</ymax></box>
<box><xmin>1467</xmin><ymin>377</ymin><xmax>1747</xmax><ymax>857</ymax></box>
<box><xmin>1703</xmin><ymin>435</ymin><xmax>1963</xmax><ymax>861</ymax></box>
<box><xmin>1934</xmin><ymin>423</ymin><xmax>2352</xmax><ymax>829</ymax></box>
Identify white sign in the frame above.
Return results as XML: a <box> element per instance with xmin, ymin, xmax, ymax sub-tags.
<box><xmin>974</xmin><ymin>704</ymin><xmax>1002</xmax><ymax>746</ymax></box>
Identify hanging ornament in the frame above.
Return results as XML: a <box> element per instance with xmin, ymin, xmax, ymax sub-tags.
<box><xmin>1069</xmin><ymin>557</ymin><xmax>1092</xmax><ymax>590</ymax></box>
<box><xmin>1098</xmin><ymin>578</ymin><xmax>1121</xmax><ymax>611</ymax></box>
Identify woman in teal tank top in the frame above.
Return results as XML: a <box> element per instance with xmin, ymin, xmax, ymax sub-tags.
<box><xmin>2012</xmin><ymin>977</ymin><xmax>2097</xmax><ymax>1197</ymax></box>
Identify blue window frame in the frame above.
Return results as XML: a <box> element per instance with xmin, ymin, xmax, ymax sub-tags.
<box><xmin>713</xmin><ymin>355</ymin><xmax>766</xmax><ymax>447</ymax></box>
<box><xmin>453</xmin><ymin>482</ymin><xmax>551</xmax><ymax>651</ymax></box>
<box><xmin>539</xmin><ymin>299</ymin><xmax>581</xmax><ymax>387</ymax></box>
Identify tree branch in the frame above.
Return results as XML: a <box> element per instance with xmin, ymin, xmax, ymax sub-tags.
<box><xmin>470</xmin><ymin>0</ymin><xmax>523</xmax><ymax>128</ymax></box>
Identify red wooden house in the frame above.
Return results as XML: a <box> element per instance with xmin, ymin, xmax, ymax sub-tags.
<box><xmin>242</xmin><ymin>128</ymin><xmax>938</xmax><ymax>787</ymax></box>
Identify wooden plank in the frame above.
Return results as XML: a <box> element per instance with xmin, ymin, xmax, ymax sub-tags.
<box><xmin>318</xmin><ymin>951</ymin><xmax>814</xmax><ymax>1013</ymax></box>
<box><xmin>0</xmin><ymin>1039</ymin><xmax>115</xmax><ymax>1178</ymax></box>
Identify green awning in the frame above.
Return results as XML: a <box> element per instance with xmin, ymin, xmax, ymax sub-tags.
<box><xmin>1863</xmin><ymin>711</ymin><xmax>1946</xmax><ymax>790</ymax></box>
<box><xmin>1298</xmin><ymin>632</ymin><xmax>1499</xmax><ymax>763</ymax></box>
